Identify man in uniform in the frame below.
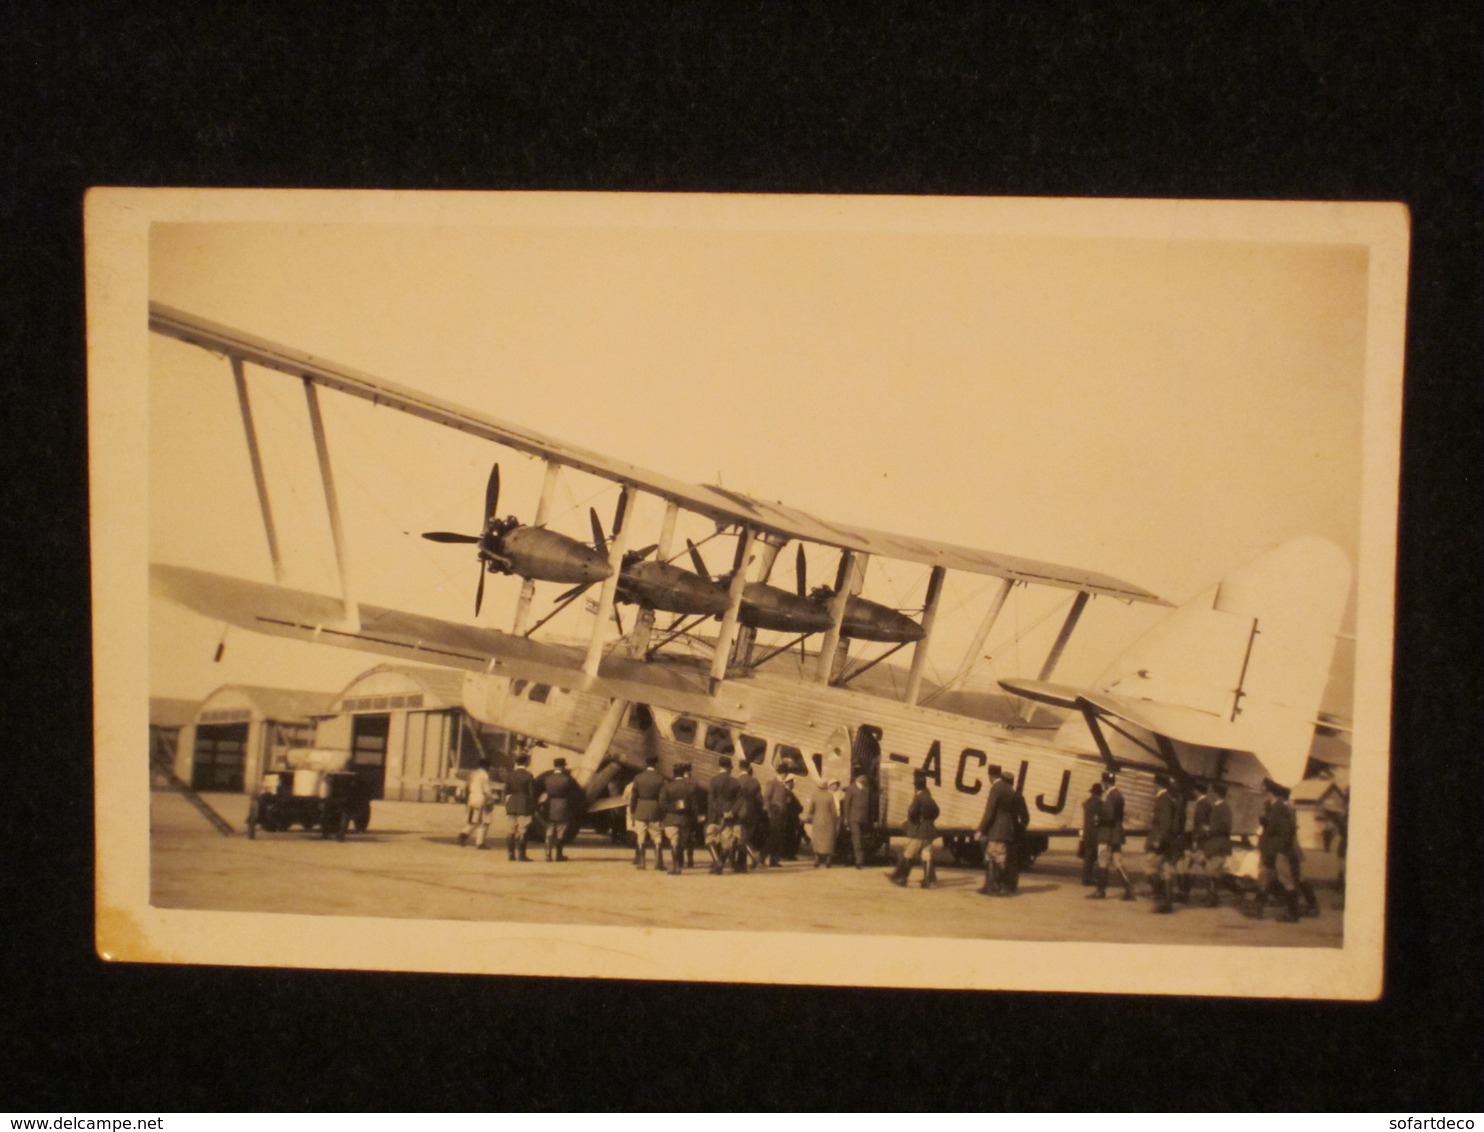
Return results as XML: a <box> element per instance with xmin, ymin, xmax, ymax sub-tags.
<box><xmin>736</xmin><ymin>759</ymin><xmax>765</xmax><ymax>871</ymax></box>
<box><xmin>1185</xmin><ymin>778</ymin><xmax>1213</xmax><ymax>899</ymax></box>
<box><xmin>1079</xmin><ymin>781</ymin><xmax>1104</xmax><ymax>886</ymax></box>
<box><xmin>659</xmin><ymin>762</ymin><xmax>701</xmax><ymax>875</ymax></box>
<box><xmin>1196</xmin><ymin>780</ymin><xmax>1234</xmax><ymax>905</ymax></box>
<box><xmin>762</xmin><ymin>768</ymin><xmax>795</xmax><ymax>868</ymax></box>
<box><xmin>503</xmin><ymin>751</ymin><xmax>537</xmax><ymax>861</ymax></box>
<box><xmin>1000</xmin><ymin>769</ymin><xmax>1032</xmax><ymax>895</ymax></box>
<box><xmin>459</xmin><ymin>758</ymin><xmax>493</xmax><ymax>849</ymax></box>
<box><xmin>1248</xmin><ymin>777</ymin><xmax>1302</xmax><ymax>921</ymax></box>
<box><xmin>1088</xmin><ymin>770</ymin><xmax>1135</xmax><ymax>901</ymax></box>
<box><xmin>538</xmin><ymin>756</ymin><xmax>579</xmax><ymax>863</ymax></box>
<box><xmin>1144</xmin><ymin>772</ymin><xmax>1182</xmax><ymax>913</ymax></box>
<box><xmin>842</xmin><ymin>770</ymin><xmax>874</xmax><ymax>869</ymax></box>
<box><xmin>888</xmin><ymin>769</ymin><xmax>941</xmax><ymax>888</ymax></box>
<box><xmin>706</xmin><ymin>755</ymin><xmax>742</xmax><ymax>874</ymax></box>
<box><xmin>628</xmin><ymin>753</ymin><xmax>667</xmax><ymax>871</ymax></box>
<box><xmin>975</xmin><ymin>764</ymin><xmax>1017</xmax><ymax>896</ymax></box>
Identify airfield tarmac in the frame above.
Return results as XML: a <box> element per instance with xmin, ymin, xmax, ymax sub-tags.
<box><xmin>149</xmin><ymin>790</ymin><xmax>1344</xmax><ymax>948</ymax></box>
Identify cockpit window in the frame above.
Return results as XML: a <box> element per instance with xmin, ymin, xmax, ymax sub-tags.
<box><xmin>703</xmin><ymin>725</ymin><xmax>735</xmax><ymax>755</ymax></box>
<box><xmin>739</xmin><ymin>734</ymin><xmax>766</xmax><ymax>764</ymax></box>
<box><xmin>671</xmin><ymin>716</ymin><xmax>697</xmax><ymax>744</ymax></box>
<box><xmin>528</xmin><ymin>683</ymin><xmax>552</xmax><ymax>704</ymax></box>
<box><xmin>627</xmin><ymin>704</ymin><xmax>654</xmax><ymax>732</ymax></box>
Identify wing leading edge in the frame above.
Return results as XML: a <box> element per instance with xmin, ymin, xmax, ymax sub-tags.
<box><xmin>151</xmin><ymin>564</ymin><xmax>749</xmax><ymax>724</ymax></box>
<box><xmin>150</xmin><ymin>303</ymin><xmax>1164</xmax><ymax>604</ymax></box>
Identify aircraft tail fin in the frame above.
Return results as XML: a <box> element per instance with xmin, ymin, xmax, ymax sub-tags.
<box><xmin>1005</xmin><ymin>537</ymin><xmax>1351</xmax><ymax>787</ymax></box>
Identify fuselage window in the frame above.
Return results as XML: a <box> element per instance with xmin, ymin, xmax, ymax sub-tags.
<box><xmin>627</xmin><ymin>704</ymin><xmax>654</xmax><ymax>732</ymax></box>
<box><xmin>528</xmin><ymin>683</ymin><xmax>552</xmax><ymax>704</ymax></box>
<box><xmin>510</xmin><ymin>679</ymin><xmax>528</xmax><ymax>697</ymax></box>
<box><xmin>739</xmin><ymin>734</ymin><xmax>766</xmax><ymax>764</ymax></box>
<box><xmin>774</xmin><ymin>744</ymin><xmax>806</xmax><ymax>776</ymax></box>
<box><xmin>671</xmin><ymin>716</ymin><xmax>698</xmax><ymax>745</ymax></box>
<box><xmin>703</xmin><ymin>725</ymin><xmax>735</xmax><ymax>755</ymax></box>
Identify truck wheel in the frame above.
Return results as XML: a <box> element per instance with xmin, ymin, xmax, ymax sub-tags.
<box><xmin>351</xmin><ymin>803</ymin><xmax>370</xmax><ymax>833</ymax></box>
<box><xmin>335</xmin><ymin>809</ymin><xmax>349</xmax><ymax>842</ymax></box>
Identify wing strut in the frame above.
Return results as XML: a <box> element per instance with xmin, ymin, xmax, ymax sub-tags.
<box><xmin>582</xmin><ymin>484</ymin><xmax>636</xmax><ymax>677</ymax></box>
<box><xmin>814</xmin><ymin>550</ymin><xmax>862</xmax><ymax>685</ymax></box>
<box><xmin>1037</xmin><ymin>590</ymin><xmax>1090</xmax><ymax>682</ymax></box>
<box><xmin>512</xmin><ymin>460</ymin><xmax>562</xmax><ymax>635</ymax></box>
<box><xmin>231</xmin><ymin>357</ymin><xmax>285</xmax><ymax>584</ymax></box>
<box><xmin>904</xmin><ymin>565</ymin><xmax>946</xmax><ymax>705</ymax></box>
<box><xmin>1021</xmin><ymin>590</ymin><xmax>1090</xmax><ymax>720</ymax></box>
<box><xmin>709</xmin><ymin>526</ymin><xmax>756</xmax><ymax>691</ymax></box>
<box><xmin>303</xmin><ymin>377</ymin><xmax>359</xmax><ymax>629</ymax></box>
<box><xmin>935</xmin><ymin>577</ymin><xmax>1015</xmax><ymax>697</ymax></box>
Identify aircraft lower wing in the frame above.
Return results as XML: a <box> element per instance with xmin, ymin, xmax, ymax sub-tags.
<box><xmin>151</xmin><ymin>564</ymin><xmax>750</xmax><ymax>724</ymax></box>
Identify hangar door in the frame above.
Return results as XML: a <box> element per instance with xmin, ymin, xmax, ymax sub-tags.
<box><xmin>350</xmin><ymin>714</ymin><xmax>390</xmax><ymax>800</ymax></box>
<box><xmin>192</xmin><ymin>723</ymin><xmax>248</xmax><ymax>792</ymax></box>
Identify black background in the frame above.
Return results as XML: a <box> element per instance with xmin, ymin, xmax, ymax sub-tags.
<box><xmin>3</xmin><ymin>3</ymin><xmax>1479</xmax><ymax>1113</ymax></box>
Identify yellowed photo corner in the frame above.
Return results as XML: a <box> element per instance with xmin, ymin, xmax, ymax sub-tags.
<box><xmin>89</xmin><ymin>189</ymin><xmax>1405</xmax><ymax>996</ymax></box>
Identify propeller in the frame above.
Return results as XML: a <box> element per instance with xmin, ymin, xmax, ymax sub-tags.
<box><xmin>421</xmin><ymin>464</ymin><xmax>506</xmax><ymax>616</ymax></box>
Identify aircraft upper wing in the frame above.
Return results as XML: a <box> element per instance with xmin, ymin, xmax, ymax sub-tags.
<box><xmin>151</xmin><ymin>563</ymin><xmax>751</xmax><ymax>724</ymax></box>
<box><xmin>150</xmin><ymin>303</ymin><xmax>1165</xmax><ymax>605</ymax></box>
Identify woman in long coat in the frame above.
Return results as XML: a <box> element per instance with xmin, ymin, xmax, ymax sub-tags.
<box><xmin>801</xmin><ymin>779</ymin><xmax>842</xmax><ymax>867</ymax></box>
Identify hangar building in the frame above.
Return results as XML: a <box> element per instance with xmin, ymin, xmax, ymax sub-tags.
<box><xmin>176</xmin><ymin>685</ymin><xmax>333</xmax><ymax>794</ymax></box>
<box><xmin>314</xmin><ymin>664</ymin><xmax>513</xmax><ymax>802</ymax></box>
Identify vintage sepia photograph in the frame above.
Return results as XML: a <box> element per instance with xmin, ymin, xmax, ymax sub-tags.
<box><xmin>89</xmin><ymin>189</ymin><xmax>1405</xmax><ymax>997</ymax></box>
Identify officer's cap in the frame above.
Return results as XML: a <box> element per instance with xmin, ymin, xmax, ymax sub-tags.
<box><xmin>1153</xmin><ymin>772</ymin><xmax>1171</xmax><ymax>788</ymax></box>
<box><xmin>644</xmin><ymin>752</ymin><xmax>659</xmax><ymax>765</ymax></box>
<box><xmin>514</xmin><ymin>752</ymin><xmax>530</xmax><ymax>765</ymax></box>
<box><xmin>1000</xmin><ymin>770</ymin><xmax>1014</xmax><ymax>783</ymax></box>
<box><xmin>987</xmin><ymin>764</ymin><xmax>1002</xmax><ymax>777</ymax></box>
<box><xmin>1101</xmin><ymin>771</ymin><xmax>1116</xmax><ymax>785</ymax></box>
<box><xmin>717</xmin><ymin>755</ymin><xmax>732</xmax><ymax>770</ymax></box>
<box><xmin>912</xmin><ymin>770</ymin><xmax>927</xmax><ymax>786</ymax></box>
<box><xmin>553</xmin><ymin>757</ymin><xmax>567</xmax><ymax>769</ymax></box>
<box><xmin>1090</xmin><ymin>782</ymin><xmax>1103</xmax><ymax>795</ymax></box>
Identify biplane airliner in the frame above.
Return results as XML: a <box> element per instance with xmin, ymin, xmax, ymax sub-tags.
<box><xmin>148</xmin><ymin>304</ymin><xmax>1353</xmax><ymax>861</ymax></box>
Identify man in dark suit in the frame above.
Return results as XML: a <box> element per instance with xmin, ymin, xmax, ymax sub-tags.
<box><xmin>999</xmin><ymin>770</ymin><xmax>1032</xmax><ymax>895</ymax></box>
<box><xmin>762</xmin><ymin>770</ymin><xmax>795</xmax><ymax>867</ymax></box>
<box><xmin>628</xmin><ymin>753</ymin><xmax>667</xmax><ymax>871</ymax></box>
<box><xmin>735</xmin><ymin>760</ymin><xmax>765</xmax><ymax>872</ymax></box>
<box><xmin>975</xmin><ymin>763</ymin><xmax>1017</xmax><ymax>896</ymax></box>
<box><xmin>1089</xmin><ymin>770</ymin><xmax>1135</xmax><ymax>901</ymax></box>
<box><xmin>1079</xmin><ymin>781</ymin><xmax>1104</xmax><ymax>886</ymax></box>
<box><xmin>842</xmin><ymin>771</ymin><xmax>874</xmax><ymax>869</ymax></box>
<box><xmin>503</xmin><ymin>750</ymin><xmax>537</xmax><ymax>861</ymax></box>
<box><xmin>659</xmin><ymin>762</ymin><xmax>701</xmax><ymax>875</ymax></box>
<box><xmin>538</xmin><ymin>756</ymin><xmax>579</xmax><ymax>862</ymax></box>
<box><xmin>706</xmin><ymin>756</ymin><xmax>741</xmax><ymax>874</ymax></box>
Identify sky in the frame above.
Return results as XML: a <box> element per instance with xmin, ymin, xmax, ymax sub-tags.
<box><xmin>141</xmin><ymin>195</ymin><xmax>1374</xmax><ymax>715</ymax></box>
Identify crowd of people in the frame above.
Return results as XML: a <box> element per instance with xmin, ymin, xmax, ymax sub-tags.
<box><xmin>453</xmin><ymin>751</ymin><xmax>1332</xmax><ymax>920</ymax></box>
<box><xmin>1077</xmin><ymin>769</ymin><xmax>1324</xmax><ymax>921</ymax></box>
